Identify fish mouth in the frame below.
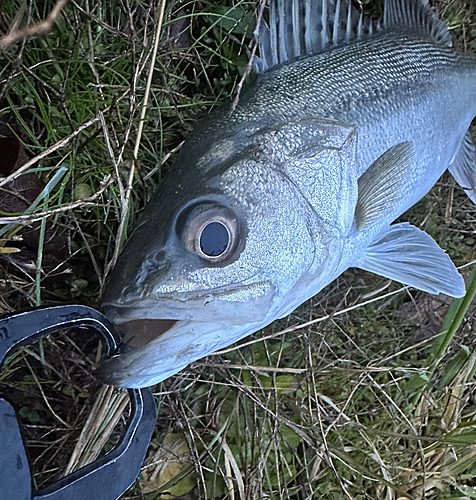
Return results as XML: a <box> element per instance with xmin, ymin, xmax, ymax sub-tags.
<box><xmin>115</xmin><ymin>318</ymin><xmax>179</xmax><ymax>348</ymax></box>
<box><xmin>98</xmin><ymin>282</ymin><xmax>276</xmax><ymax>387</ymax></box>
<box><xmin>96</xmin><ymin>314</ymin><xmax>186</xmax><ymax>386</ymax></box>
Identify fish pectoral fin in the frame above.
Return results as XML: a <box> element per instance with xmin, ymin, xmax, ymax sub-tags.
<box><xmin>356</xmin><ymin>223</ymin><xmax>466</xmax><ymax>298</ymax></box>
<box><xmin>355</xmin><ymin>142</ymin><xmax>415</xmax><ymax>229</ymax></box>
<box><xmin>448</xmin><ymin>130</ymin><xmax>476</xmax><ymax>204</ymax></box>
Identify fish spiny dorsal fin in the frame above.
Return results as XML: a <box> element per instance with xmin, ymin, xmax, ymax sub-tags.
<box><xmin>383</xmin><ymin>0</ymin><xmax>452</xmax><ymax>47</ymax></box>
<box><xmin>253</xmin><ymin>0</ymin><xmax>378</xmax><ymax>73</ymax></box>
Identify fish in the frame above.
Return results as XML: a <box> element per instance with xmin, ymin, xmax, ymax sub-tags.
<box><xmin>98</xmin><ymin>0</ymin><xmax>476</xmax><ymax>388</ymax></box>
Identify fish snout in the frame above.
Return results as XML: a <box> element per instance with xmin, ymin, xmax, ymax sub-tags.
<box><xmin>102</xmin><ymin>252</ymin><xmax>173</xmax><ymax>308</ymax></box>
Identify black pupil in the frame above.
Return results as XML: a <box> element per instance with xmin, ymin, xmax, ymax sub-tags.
<box><xmin>200</xmin><ymin>221</ymin><xmax>229</xmax><ymax>257</ymax></box>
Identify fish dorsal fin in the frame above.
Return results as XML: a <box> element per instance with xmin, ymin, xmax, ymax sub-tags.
<box><xmin>383</xmin><ymin>0</ymin><xmax>452</xmax><ymax>47</ymax></box>
<box><xmin>355</xmin><ymin>142</ymin><xmax>415</xmax><ymax>230</ymax></box>
<box><xmin>253</xmin><ymin>0</ymin><xmax>452</xmax><ymax>73</ymax></box>
<box><xmin>253</xmin><ymin>0</ymin><xmax>379</xmax><ymax>73</ymax></box>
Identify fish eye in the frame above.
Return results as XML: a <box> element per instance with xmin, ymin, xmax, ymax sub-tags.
<box><xmin>177</xmin><ymin>202</ymin><xmax>240</xmax><ymax>263</ymax></box>
<box><xmin>199</xmin><ymin>221</ymin><xmax>230</xmax><ymax>257</ymax></box>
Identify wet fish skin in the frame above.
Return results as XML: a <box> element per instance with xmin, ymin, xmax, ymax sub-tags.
<box><xmin>99</xmin><ymin>0</ymin><xmax>476</xmax><ymax>388</ymax></box>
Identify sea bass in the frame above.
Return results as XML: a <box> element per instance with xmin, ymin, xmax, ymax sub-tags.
<box><xmin>99</xmin><ymin>0</ymin><xmax>476</xmax><ymax>388</ymax></box>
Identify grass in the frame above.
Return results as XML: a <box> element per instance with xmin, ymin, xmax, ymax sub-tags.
<box><xmin>0</xmin><ymin>0</ymin><xmax>475</xmax><ymax>499</ymax></box>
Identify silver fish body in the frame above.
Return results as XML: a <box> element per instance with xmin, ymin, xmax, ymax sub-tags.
<box><xmin>100</xmin><ymin>0</ymin><xmax>476</xmax><ymax>388</ymax></box>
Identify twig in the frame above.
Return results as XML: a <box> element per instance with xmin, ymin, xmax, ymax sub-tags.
<box><xmin>0</xmin><ymin>174</ymin><xmax>115</xmax><ymax>225</ymax></box>
<box><xmin>24</xmin><ymin>357</ymin><xmax>70</xmax><ymax>428</ymax></box>
<box><xmin>231</xmin><ymin>0</ymin><xmax>267</xmax><ymax>111</ymax></box>
<box><xmin>133</xmin><ymin>0</ymin><xmax>167</xmax><ymax>161</ymax></box>
<box><xmin>68</xmin><ymin>0</ymin><xmax>127</xmax><ymax>38</ymax></box>
<box><xmin>0</xmin><ymin>114</ymin><xmax>102</xmax><ymax>189</ymax></box>
<box><xmin>214</xmin><ymin>286</ymin><xmax>408</xmax><ymax>355</ymax></box>
<box><xmin>107</xmin><ymin>0</ymin><xmax>167</xmax><ymax>272</ymax></box>
<box><xmin>0</xmin><ymin>0</ymin><xmax>69</xmax><ymax>49</ymax></box>
<box><xmin>144</xmin><ymin>140</ymin><xmax>185</xmax><ymax>181</ymax></box>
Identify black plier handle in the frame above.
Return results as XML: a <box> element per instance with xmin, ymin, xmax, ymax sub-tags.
<box><xmin>0</xmin><ymin>305</ymin><xmax>157</xmax><ymax>500</ymax></box>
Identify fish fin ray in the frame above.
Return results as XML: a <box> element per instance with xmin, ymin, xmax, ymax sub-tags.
<box><xmin>448</xmin><ymin>130</ymin><xmax>476</xmax><ymax>204</ymax></box>
<box><xmin>357</xmin><ymin>223</ymin><xmax>465</xmax><ymax>297</ymax></box>
<box><xmin>253</xmin><ymin>18</ymin><xmax>272</xmax><ymax>72</ymax></box>
<box><xmin>254</xmin><ymin>0</ymin><xmax>452</xmax><ymax>72</ymax></box>
<box><xmin>355</xmin><ymin>142</ymin><xmax>415</xmax><ymax>229</ymax></box>
<box><xmin>384</xmin><ymin>0</ymin><xmax>452</xmax><ymax>47</ymax></box>
<box><xmin>254</xmin><ymin>0</ymin><xmax>377</xmax><ymax>73</ymax></box>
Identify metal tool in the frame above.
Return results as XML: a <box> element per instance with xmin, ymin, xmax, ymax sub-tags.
<box><xmin>0</xmin><ymin>305</ymin><xmax>157</xmax><ymax>500</ymax></box>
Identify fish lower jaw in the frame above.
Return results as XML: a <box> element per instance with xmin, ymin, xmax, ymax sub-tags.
<box><xmin>97</xmin><ymin>356</ymin><xmax>183</xmax><ymax>388</ymax></box>
<box><xmin>96</xmin><ymin>317</ymin><xmax>195</xmax><ymax>387</ymax></box>
<box><xmin>96</xmin><ymin>318</ymin><xmax>266</xmax><ymax>388</ymax></box>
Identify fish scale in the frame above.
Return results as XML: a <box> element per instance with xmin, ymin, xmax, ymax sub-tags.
<box><xmin>237</xmin><ymin>33</ymin><xmax>467</xmax><ymax>125</ymax></box>
<box><xmin>99</xmin><ymin>0</ymin><xmax>476</xmax><ymax>388</ymax></box>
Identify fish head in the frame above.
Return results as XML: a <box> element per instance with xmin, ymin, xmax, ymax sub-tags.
<box><xmin>100</xmin><ymin>126</ymin><xmax>350</xmax><ymax>388</ymax></box>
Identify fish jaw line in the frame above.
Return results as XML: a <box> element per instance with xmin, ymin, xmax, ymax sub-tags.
<box><xmin>102</xmin><ymin>280</ymin><xmax>276</xmax><ymax>326</ymax></box>
<box><xmin>97</xmin><ymin>319</ymin><xmax>263</xmax><ymax>388</ymax></box>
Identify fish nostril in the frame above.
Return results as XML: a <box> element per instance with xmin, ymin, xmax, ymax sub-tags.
<box><xmin>134</xmin><ymin>255</ymin><xmax>171</xmax><ymax>287</ymax></box>
<box><xmin>136</xmin><ymin>259</ymin><xmax>172</xmax><ymax>291</ymax></box>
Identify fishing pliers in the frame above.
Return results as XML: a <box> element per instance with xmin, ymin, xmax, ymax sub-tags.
<box><xmin>0</xmin><ymin>305</ymin><xmax>157</xmax><ymax>500</ymax></box>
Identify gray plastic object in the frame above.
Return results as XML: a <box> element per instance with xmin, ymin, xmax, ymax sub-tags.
<box><xmin>0</xmin><ymin>305</ymin><xmax>157</xmax><ymax>500</ymax></box>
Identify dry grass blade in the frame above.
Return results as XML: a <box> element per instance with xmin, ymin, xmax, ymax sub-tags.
<box><xmin>64</xmin><ymin>385</ymin><xmax>129</xmax><ymax>475</ymax></box>
<box><xmin>0</xmin><ymin>0</ymin><xmax>68</xmax><ymax>49</ymax></box>
<box><xmin>221</xmin><ymin>438</ymin><xmax>245</xmax><ymax>499</ymax></box>
<box><xmin>230</xmin><ymin>0</ymin><xmax>266</xmax><ymax>111</ymax></box>
<box><xmin>215</xmin><ymin>286</ymin><xmax>408</xmax><ymax>355</ymax></box>
<box><xmin>106</xmin><ymin>0</ymin><xmax>167</xmax><ymax>273</ymax></box>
